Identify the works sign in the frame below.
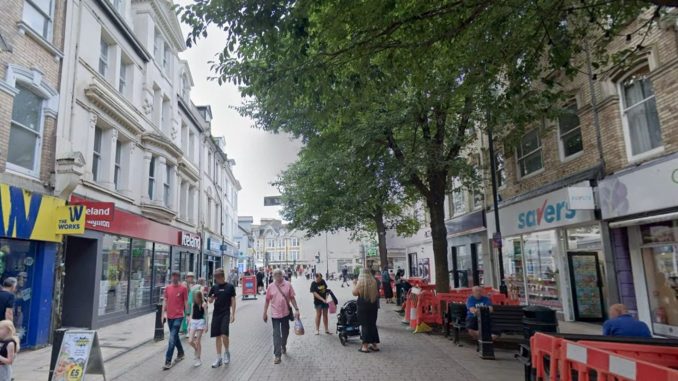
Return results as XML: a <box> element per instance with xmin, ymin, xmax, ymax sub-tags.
<box><xmin>487</xmin><ymin>181</ymin><xmax>596</xmax><ymax>237</ymax></box>
<box><xmin>0</xmin><ymin>183</ymin><xmax>66</xmax><ymax>242</ymax></box>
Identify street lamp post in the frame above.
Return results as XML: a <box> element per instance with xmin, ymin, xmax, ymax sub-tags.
<box><xmin>487</xmin><ymin>125</ymin><xmax>508</xmax><ymax>295</ymax></box>
<box><xmin>325</xmin><ymin>232</ymin><xmax>329</xmax><ymax>279</ymax></box>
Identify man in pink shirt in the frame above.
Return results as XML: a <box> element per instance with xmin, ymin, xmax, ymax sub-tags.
<box><xmin>263</xmin><ymin>268</ymin><xmax>300</xmax><ymax>364</ymax></box>
<box><xmin>162</xmin><ymin>271</ymin><xmax>188</xmax><ymax>370</ymax></box>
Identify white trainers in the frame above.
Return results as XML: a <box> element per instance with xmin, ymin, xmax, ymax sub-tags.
<box><xmin>223</xmin><ymin>351</ymin><xmax>230</xmax><ymax>365</ymax></box>
<box><xmin>193</xmin><ymin>359</ymin><xmax>202</xmax><ymax>367</ymax></box>
<box><xmin>211</xmin><ymin>357</ymin><xmax>222</xmax><ymax>368</ymax></box>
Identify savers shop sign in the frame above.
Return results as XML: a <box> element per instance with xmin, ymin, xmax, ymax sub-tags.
<box><xmin>486</xmin><ymin>182</ymin><xmax>596</xmax><ymax>237</ymax></box>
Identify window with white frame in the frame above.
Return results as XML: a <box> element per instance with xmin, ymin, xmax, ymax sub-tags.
<box><xmin>112</xmin><ymin>0</ymin><xmax>124</xmax><ymax>13</ymax></box>
<box><xmin>22</xmin><ymin>0</ymin><xmax>54</xmax><ymax>40</ymax></box>
<box><xmin>290</xmin><ymin>238</ymin><xmax>299</xmax><ymax>247</ymax></box>
<box><xmin>161</xmin><ymin>98</ymin><xmax>170</xmax><ymax>132</ymax></box>
<box><xmin>266</xmin><ymin>239</ymin><xmax>274</xmax><ymax>248</ymax></box>
<box><xmin>188</xmin><ymin>130</ymin><xmax>195</xmax><ymax>162</ymax></box>
<box><xmin>207</xmin><ymin>197</ymin><xmax>212</xmax><ymax>230</ymax></box>
<box><xmin>99</xmin><ymin>37</ymin><xmax>110</xmax><ymax>77</ymax></box>
<box><xmin>114</xmin><ymin>140</ymin><xmax>122</xmax><ymax>190</ymax></box>
<box><xmin>8</xmin><ymin>84</ymin><xmax>44</xmax><ymax>174</ymax></box>
<box><xmin>154</xmin><ymin>30</ymin><xmax>162</xmax><ymax>61</ymax></box>
<box><xmin>163</xmin><ymin>43</ymin><xmax>170</xmax><ymax>71</ymax></box>
<box><xmin>163</xmin><ymin>164</ymin><xmax>171</xmax><ymax>207</ymax></box>
<box><xmin>517</xmin><ymin>129</ymin><xmax>543</xmax><ymax>177</ymax></box>
<box><xmin>148</xmin><ymin>156</ymin><xmax>156</xmax><ymax>199</ymax></box>
<box><xmin>208</xmin><ymin>151</ymin><xmax>213</xmax><ymax>176</ymax></box>
<box><xmin>619</xmin><ymin>68</ymin><xmax>662</xmax><ymax>158</ymax></box>
<box><xmin>558</xmin><ymin>103</ymin><xmax>583</xmax><ymax>159</ymax></box>
<box><xmin>118</xmin><ymin>59</ymin><xmax>130</xmax><ymax>95</ymax></box>
<box><xmin>451</xmin><ymin>179</ymin><xmax>466</xmax><ymax>216</ymax></box>
<box><xmin>92</xmin><ymin>127</ymin><xmax>103</xmax><ymax>181</ymax></box>
<box><xmin>495</xmin><ymin>151</ymin><xmax>507</xmax><ymax>188</ymax></box>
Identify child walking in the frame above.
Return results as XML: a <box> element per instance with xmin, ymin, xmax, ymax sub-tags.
<box><xmin>0</xmin><ymin>320</ymin><xmax>19</xmax><ymax>380</ymax></box>
<box><xmin>188</xmin><ymin>290</ymin><xmax>208</xmax><ymax>367</ymax></box>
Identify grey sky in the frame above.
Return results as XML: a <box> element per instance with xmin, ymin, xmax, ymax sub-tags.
<box><xmin>177</xmin><ymin>3</ymin><xmax>301</xmax><ymax>222</ymax></box>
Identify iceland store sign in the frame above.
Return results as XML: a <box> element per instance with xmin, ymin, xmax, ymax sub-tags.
<box><xmin>487</xmin><ymin>182</ymin><xmax>596</xmax><ymax>237</ymax></box>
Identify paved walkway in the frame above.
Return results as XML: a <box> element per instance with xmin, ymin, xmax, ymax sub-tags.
<box><xmin>95</xmin><ymin>277</ymin><xmax>523</xmax><ymax>381</ymax></box>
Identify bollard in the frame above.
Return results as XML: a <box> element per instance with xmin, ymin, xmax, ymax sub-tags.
<box><xmin>154</xmin><ymin>303</ymin><xmax>164</xmax><ymax>341</ymax></box>
<box><xmin>478</xmin><ymin>306</ymin><xmax>495</xmax><ymax>360</ymax></box>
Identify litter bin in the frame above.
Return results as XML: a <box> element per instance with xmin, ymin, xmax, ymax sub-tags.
<box><xmin>522</xmin><ymin>305</ymin><xmax>558</xmax><ymax>338</ymax></box>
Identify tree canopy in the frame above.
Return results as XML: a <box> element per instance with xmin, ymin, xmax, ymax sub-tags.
<box><xmin>179</xmin><ymin>0</ymin><xmax>664</xmax><ymax>291</ymax></box>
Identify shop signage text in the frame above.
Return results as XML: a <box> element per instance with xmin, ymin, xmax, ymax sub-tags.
<box><xmin>517</xmin><ymin>200</ymin><xmax>576</xmax><ymax>229</ymax></box>
<box><xmin>486</xmin><ymin>181</ymin><xmax>596</xmax><ymax>237</ymax></box>
<box><xmin>208</xmin><ymin>238</ymin><xmax>221</xmax><ymax>252</ymax></box>
<box><xmin>180</xmin><ymin>232</ymin><xmax>201</xmax><ymax>249</ymax></box>
<box><xmin>69</xmin><ymin>195</ymin><xmax>189</xmax><ymax>246</ymax></box>
<box><xmin>0</xmin><ymin>183</ymin><xmax>65</xmax><ymax>242</ymax></box>
<box><xmin>71</xmin><ymin>201</ymin><xmax>115</xmax><ymax>229</ymax></box>
<box><xmin>55</xmin><ymin>205</ymin><xmax>86</xmax><ymax>234</ymax></box>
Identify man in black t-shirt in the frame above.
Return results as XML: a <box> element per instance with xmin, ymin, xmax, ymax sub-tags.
<box><xmin>208</xmin><ymin>268</ymin><xmax>236</xmax><ymax>368</ymax></box>
<box><xmin>0</xmin><ymin>278</ymin><xmax>17</xmax><ymax>322</ymax></box>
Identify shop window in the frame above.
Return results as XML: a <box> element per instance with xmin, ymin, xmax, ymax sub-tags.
<box><xmin>99</xmin><ymin>235</ymin><xmax>130</xmax><ymax>316</ymax></box>
<box><xmin>642</xmin><ymin>245</ymin><xmax>678</xmax><ymax>338</ymax></box>
<box><xmin>558</xmin><ymin>103</ymin><xmax>583</xmax><ymax>159</ymax></box>
<box><xmin>8</xmin><ymin>84</ymin><xmax>44</xmax><ymax>176</ymax></box>
<box><xmin>129</xmin><ymin>240</ymin><xmax>153</xmax><ymax>310</ymax></box>
<box><xmin>0</xmin><ymin>239</ymin><xmax>38</xmax><ymax>346</ymax></box>
<box><xmin>523</xmin><ymin>231</ymin><xmax>561</xmax><ymax>310</ymax></box>
<box><xmin>619</xmin><ymin>68</ymin><xmax>662</xmax><ymax>160</ymax></box>
<box><xmin>153</xmin><ymin>244</ymin><xmax>170</xmax><ymax>304</ymax></box>
<box><xmin>92</xmin><ymin>127</ymin><xmax>103</xmax><ymax>181</ymax></box>
<box><xmin>517</xmin><ymin>129</ymin><xmax>543</xmax><ymax>177</ymax></box>
<box><xmin>567</xmin><ymin>225</ymin><xmax>602</xmax><ymax>251</ymax></box>
<box><xmin>22</xmin><ymin>0</ymin><xmax>54</xmax><ymax>40</ymax></box>
<box><xmin>640</xmin><ymin>221</ymin><xmax>677</xmax><ymax>245</ymax></box>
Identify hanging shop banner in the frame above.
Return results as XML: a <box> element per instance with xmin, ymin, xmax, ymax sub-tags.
<box><xmin>50</xmin><ymin>330</ymin><xmax>105</xmax><ymax>381</ymax></box>
<box><xmin>55</xmin><ymin>205</ymin><xmax>86</xmax><ymax>234</ymax></box>
<box><xmin>0</xmin><ymin>183</ymin><xmax>65</xmax><ymax>242</ymax></box>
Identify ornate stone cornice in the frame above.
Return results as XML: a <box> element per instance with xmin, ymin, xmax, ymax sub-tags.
<box><xmin>84</xmin><ymin>75</ymin><xmax>144</xmax><ymax>136</ymax></box>
<box><xmin>140</xmin><ymin>132</ymin><xmax>182</xmax><ymax>159</ymax></box>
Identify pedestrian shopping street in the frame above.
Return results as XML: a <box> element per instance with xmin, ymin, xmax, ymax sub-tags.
<box><xmin>67</xmin><ymin>277</ymin><xmax>522</xmax><ymax>381</ymax></box>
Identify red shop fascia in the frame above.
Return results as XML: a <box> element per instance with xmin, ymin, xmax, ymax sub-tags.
<box><xmin>69</xmin><ymin>195</ymin><xmax>201</xmax><ymax>250</ymax></box>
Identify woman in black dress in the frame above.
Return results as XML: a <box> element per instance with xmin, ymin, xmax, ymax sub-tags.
<box><xmin>352</xmin><ymin>269</ymin><xmax>380</xmax><ymax>353</ymax></box>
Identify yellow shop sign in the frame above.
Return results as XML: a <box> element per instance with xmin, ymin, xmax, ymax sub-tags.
<box><xmin>55</xmin><ymin>205</ymin><xmax>86</xmax><ymax>234</ymax></box>
<box><xmin>0</xmin><ymin>183</ymin><xmax>66</xmax><ymax>242</ymax></box>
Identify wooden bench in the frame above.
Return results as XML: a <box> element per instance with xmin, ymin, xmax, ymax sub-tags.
<box><xmin>447</xmin><ymin>303</ymin><xmax>525</xmax><ymax>344</ymax></box>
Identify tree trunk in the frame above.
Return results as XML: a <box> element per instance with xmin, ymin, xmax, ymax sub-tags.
<box><xmin>374</xmin><ymin>209</ymin><xmax>389</xmax><ymax>270</ymax></box>
<box><xmin>426</xmin><ymin>178</ymin><xmax>450</xmax><ymax>293</ymax></box>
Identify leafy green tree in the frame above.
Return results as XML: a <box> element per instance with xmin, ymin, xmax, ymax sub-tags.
<box><xmin>274</xmin><ymin>128</ymin><xmax>418</xmax><ymax>268</ymax></box>
<box><xmin>179</xmin><ymin>0</ymin><xmax>662</xmax><ymax>291</ymax></box>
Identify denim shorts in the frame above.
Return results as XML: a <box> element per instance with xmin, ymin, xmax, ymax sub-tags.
<box><xmin>314</xmin><ymin>303</ymin><xmax>329</xmax><ymax>310</ymax></box>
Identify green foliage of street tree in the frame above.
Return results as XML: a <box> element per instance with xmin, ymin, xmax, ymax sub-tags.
<box><xmin>179</xmin><ymin>0</ymin><xmax>664</xmax><ymax>292</ymax></box>
<box><xmin>274</xmin><ymin>128</ymin><xmax>419</xmax><ymax>268</ymax></box>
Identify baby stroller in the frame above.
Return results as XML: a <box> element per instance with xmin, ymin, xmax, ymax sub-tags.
<box><xmin>336</xmin><ymin>300</ymin><xmax>360</xmax><ymax>345</ymax></box>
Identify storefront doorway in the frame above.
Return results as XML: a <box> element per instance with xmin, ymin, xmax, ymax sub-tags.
<box><xmin>567</xmin><ymin>252</ymin><xmax>605</xmax><ymax>322</ymax></box>
<box><xmin>450</xmin><ymin>243</ymin><xmax>483</xmax><ymax>288</ymax></box>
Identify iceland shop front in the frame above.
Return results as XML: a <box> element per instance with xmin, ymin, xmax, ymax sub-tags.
<box><xmin>62</xmin><ymin>196</ymin><xmax>201</xmax><ymax>328</ymax></box>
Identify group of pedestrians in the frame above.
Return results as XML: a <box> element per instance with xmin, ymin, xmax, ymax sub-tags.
<box><xmin>162</xmin><ymin>268</ymin><xmax>236</xmax><ymax>370</ymax></box>
<box><xmin>161</xmin><ymin>265</ymin><xmax>384</xmax><ymax>369</ymax></box>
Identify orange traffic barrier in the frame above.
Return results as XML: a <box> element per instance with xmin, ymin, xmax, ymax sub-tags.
<box><xmin>403</xmin><ymin>289</ymin><xmax>418</xmax><ymax>324</ymax></box>
<box><xmin>530</xmin><ymin>332</ymin><xmax>678</xmax><ymax>381</ymax></box>
<box><xmin>530</xmin><ymin>332</ymin><xmax>565</xmax><ymax>381</ymax></box>
<box><xmin>411</xmin><ymin>290</ymin><xmax>443</xmax><ymax>329</ymax></box>
<box><xmin>562</xmin><ymin>340</ymin><xmax>678</xmax><ymax>381</ymax></box>
<box><xmin>578</xmin><ymin>341</ymin><xmax>678</xmax><ymax>369</ymax></box>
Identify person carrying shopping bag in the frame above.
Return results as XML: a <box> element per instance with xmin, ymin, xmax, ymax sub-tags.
<box><xmin>263</xmin><ymin>269</ymin><xmax>300</xmax><ymax>364</ymax></box>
